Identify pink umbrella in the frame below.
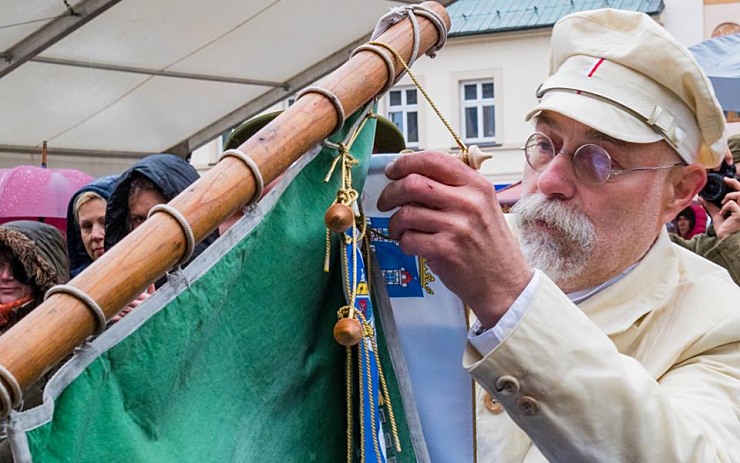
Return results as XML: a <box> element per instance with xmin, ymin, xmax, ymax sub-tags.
<box><xmin>0</xmin><ymin>165</ymin><xmax>93</xmax><ymax>234</ymax></box>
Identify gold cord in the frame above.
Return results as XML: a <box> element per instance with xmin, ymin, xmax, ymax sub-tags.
<box><xmin>358</xmin><ymin>345</ymin><xmax>366</xmax><ymax>463</ymax></box>
<box><xmin>357</xmin><ymin>311</ymin><xmax>383</xmax><ymax>462</ymax></box>
<box><xmin>324</xmin><ymin>228</ymin><xmax>332</xmax><ymax>273</ymax></box>
<box><xmin>351</xmin><ymin>232</ymin><xmax>358</xmax><ymax>319</ymax></box>
<box><xmin>368</xmin><ymin>41</ymin><xmax>468</xmax><ymax>155</ymax></box>
<box><xmin>464</xmin><ymin>305</ymin><xmax>478</xmax><ymax>463</ymax></box>
<box><xmin>352</xmin><ymin>215</ymin><xmax>368</xmax><ymax>244</ymax></box>
<box><xmin>323</xmin><ymin>114</ymin><xmax>367</xmax><ymax>274</ymax></box>
<box><xmin>346</xmin><ymin>346</ymin><xmax>353</xmax><ymax>463</ymax></box>
<box><xmin>370</xmin><ymin>330</ymin><xmax>402</xmax><ymax>453</ymax></box>
<box><xmin>362</xmin><ymin>228</ymin><xmax>402</xmax><ymax>453</ymax></box>
<box><xmin>365</xmin><ymin>43</ymin><xmax>482</xmax><ymax>459</ymax></box>
<box><xmin>341</xmin><ymin>235</ymin><xmax>354</xmax><ymax>319</ymax></box>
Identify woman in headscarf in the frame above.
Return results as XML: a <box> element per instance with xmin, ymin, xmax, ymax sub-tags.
<box><xmin>0</xmin><ymin>221</ymin><xmax>69</xmax><ymax>335</ymax></box>
<box><xmin>105</xmin><ymin>154</ymin><xmax>219</xmax><ymax>287</ymax></box>
<box><xmin>66</xmin><ymin>175</ymin><xmax>118</xmax><ymax>278</ymax></box>
<box><xmin>0</xmin><ymin>221</ymin><xmax>69</xmax><ymax>459</ymax></box>
<box><xmin>66</xmin><ymin>175</ymin><xmax>151</xmax><ymax>323</ymax></box>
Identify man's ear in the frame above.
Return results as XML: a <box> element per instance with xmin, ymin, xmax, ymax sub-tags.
<box><xmin>662</xmin><ymin>165</ymin><xmax>706</xmax><ymax>223</ymax></box>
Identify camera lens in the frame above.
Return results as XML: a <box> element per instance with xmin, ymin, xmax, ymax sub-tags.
<box><xmin>700</xmin><ymin>173</ymin><xmax>726</xmax><ymax>202</ymax></box>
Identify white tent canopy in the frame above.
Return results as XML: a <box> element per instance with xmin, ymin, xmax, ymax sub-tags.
<box><xmin>0</xmin><ymin>0</ymin><xmax>450</xmax><ymax>173</ymax></box>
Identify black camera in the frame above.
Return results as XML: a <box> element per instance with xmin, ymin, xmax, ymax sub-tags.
<box><xmin>699</xmin><ymin>160</ymin><xmax>737</xmax><ymax>208</ymax></box>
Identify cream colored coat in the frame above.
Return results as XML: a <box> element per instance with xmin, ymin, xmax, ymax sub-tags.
<box><xmin>464</xmin><ymin>229</ymin><xmax>740</xmax><ymax>462</ymax></box>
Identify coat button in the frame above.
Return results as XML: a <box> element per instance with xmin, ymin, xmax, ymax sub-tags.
<box><xmin>483</xmin><ymin>393</ymin><xmax>504</xmax><ymax>414</ymax></box>
<box><xmin>495</xmin><ymin>375</ymin><xmax>520</xmax><ymax>396</ymax></box>
<box><xmin>517</xmin><ymin>396</ymin><xmax>539</xmax><ymax>416</ymax></box>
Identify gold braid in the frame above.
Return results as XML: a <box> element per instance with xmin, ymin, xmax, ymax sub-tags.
<box><xmin>368</xmin><ymin>40</ymin><xmax>468</xmax><ymax>156</ymax></box>
<box><xmin>362</xmin><ymin>227</ymin><xmax>402</xmax><ymax>452</ymax></box>
<box><xmin>345</xmin><ymin>346</ymin><xmax>353</xmax><ymax>463</ymax></box>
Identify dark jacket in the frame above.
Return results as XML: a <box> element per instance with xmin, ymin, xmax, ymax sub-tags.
<box><xmin>66</xmin><ymin>175</ymin><xmax>118</xmax><ymax>278</ymax></box>
<box><xmin>104</xmin><ymin>154</ymin><xmax>218</xmax><ymax>277</ymax></box>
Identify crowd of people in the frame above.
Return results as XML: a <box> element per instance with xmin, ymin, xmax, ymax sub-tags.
<box><xmin>0</xmin><ymin>6</ymin><xmax>739</xmax><ymax>461</ymax></box>
<box><xmin>669</xmin><ymin>133</ymin><xmax>740</xmax><ymax>284</ymax></box>
<box><xmin>1</xmin><ymin>154</ymin><xmax>220</xmax><ymax>339</ymax></box>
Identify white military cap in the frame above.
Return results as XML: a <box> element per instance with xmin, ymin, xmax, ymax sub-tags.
<box><xmin>526</xmin><ymin>8</ymin><xmax>726</xmax><ymax>168</ymax></box>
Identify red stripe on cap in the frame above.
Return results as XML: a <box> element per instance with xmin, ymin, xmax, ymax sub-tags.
<box><xmin>587</xmin><ymin>58</ymin><xmax>605</xmax><ymax>77</ymax></box>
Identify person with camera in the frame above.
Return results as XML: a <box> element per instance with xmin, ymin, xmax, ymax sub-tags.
<box><xmin>670</xmin><ymin>133</ymin><xmax>740</xmax><ymax>284</ymax></box>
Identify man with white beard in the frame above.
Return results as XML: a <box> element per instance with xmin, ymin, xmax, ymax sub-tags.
<box><xmin>378</xmin><ymin>8</ymin><xmax>740</xmax><ymax>462</ymax></box>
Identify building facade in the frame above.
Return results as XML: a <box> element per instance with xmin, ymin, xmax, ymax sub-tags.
<box><xmin>191</xmin><ymin>0</ymin><xmax>739</xmax><ymax>188</ymax></box>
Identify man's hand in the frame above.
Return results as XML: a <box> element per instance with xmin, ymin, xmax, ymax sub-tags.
<box><xmin>376</xmin><ymin>151</ymin><xmax>533</xmax><ymax>328</ymax></box>
<box><xmin>700</xmin><ymin>177</ymin><xmax>740</xmax><ymax>241</ymax></box>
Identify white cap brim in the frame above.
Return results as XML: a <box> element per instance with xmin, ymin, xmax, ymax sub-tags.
<box><xmin>525</xmin><ymin>90</ymin><xmax>663</xmax><ymax>144</ymax></box>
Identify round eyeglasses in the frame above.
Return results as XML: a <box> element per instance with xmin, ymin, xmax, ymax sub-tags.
<box><xmin>523</xmin><ymin>132</ymin><xmax>685</xmax><ymax>184</ymax></box>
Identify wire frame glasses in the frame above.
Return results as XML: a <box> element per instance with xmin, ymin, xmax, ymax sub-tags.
<box><xmin>523</xmin><ymin>132</ymin><xmax>684</xmax><ymax>184</ymax></box>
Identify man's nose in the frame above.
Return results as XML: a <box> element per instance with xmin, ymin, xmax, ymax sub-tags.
<box><xmin>535</xmin><ymin>151</ymin><xmax>579</xmax><ymax>199</ymax></box>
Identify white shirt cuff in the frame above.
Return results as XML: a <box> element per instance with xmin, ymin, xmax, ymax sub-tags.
<box><xmin>468</xmin><ymin>269</ymin><xmax>541</xmax><ymax>356</ymax></box>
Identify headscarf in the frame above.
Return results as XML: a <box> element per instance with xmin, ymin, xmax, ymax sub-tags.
<box><xmin>105</xmin><ymin>154</ymin><xmax>219</xmax><ymax>275</ymax></box>
<box><xmin>66</xmin><ymin>175</ymin><xmax>118</xmax><ymax>278</ymax></box>
<box><xmin>0</xmin><ymin>221</ymin><xmax>69</xmax><ymax>332</ymax></box>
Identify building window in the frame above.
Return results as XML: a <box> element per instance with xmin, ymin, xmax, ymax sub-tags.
<box><xmin>386</xmin><ymin>87</ymin><xmax>419</xmax><ymax>148</ymax></box>
<box><xmin>461</xmin><ymin>80</ymin><xmax>495</xmax><ymax>144</ymax></box>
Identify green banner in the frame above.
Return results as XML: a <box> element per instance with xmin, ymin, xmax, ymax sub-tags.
<box><xmin>11</xmin><ymin>113</ymin><xmax>418</xmax><ymax>463</ymax></box>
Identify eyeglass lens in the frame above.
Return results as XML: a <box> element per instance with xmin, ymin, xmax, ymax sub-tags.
<box><xmin>524</xmin><ymin>132</ymin><xmax>612</xmax><ymax>184</ymax></box>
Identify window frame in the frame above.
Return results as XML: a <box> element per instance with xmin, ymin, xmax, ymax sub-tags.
<box><xmin>385</xmin><ymin>85</ymin><xmax>420</xmax><ymax>150</ymax></box>
<box><xmin>460</xmin><ymin>78</ymin><xmax>497</xmax><ymax>145</ymax></box>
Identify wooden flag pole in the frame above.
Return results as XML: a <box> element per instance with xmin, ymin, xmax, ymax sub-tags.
<box><xmin>0</xmin><ymin>1</ymin><xmax>450</xmax><ymax>416</ymax></box>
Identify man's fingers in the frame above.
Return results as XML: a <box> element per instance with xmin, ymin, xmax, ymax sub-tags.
<box><xmin>384</xmin><ymin>151</ymin><xmax>477</xmax><ymax>186</ymax></box>
<box><xmin>387</xmin><ymin>204</ymin><xmax>463</xmax><ymax>240</ymax></box>
<box><xmin>720</xmin><ymin>197</ymin><xmax>740</xmax><ymax>218</ymax></box>
<box><xmin>378</xmin><ymin>158</ymin><xmax>495</xmax><ymax>213</ymax></box>
<box><xmin>378</xmin><ymin>174</ymin><xmax>458</xmax><ymax>212</ymax></box>
<box><xmin>393</xmin><ymin>228</ymin><xmax>441</xmax><ymax>260</ymax></box>
<box><xmin>724</xmin><ymin>176</ymin><xmax>740</xmax><ymax>188</ymax></box>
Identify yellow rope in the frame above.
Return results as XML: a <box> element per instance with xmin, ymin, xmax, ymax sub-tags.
<box><xmin>324</xmin><ymin>153</ymin><xmax>344</xmax><ymax>183</ymax></box>
<box><xmin>326</xmin><ymin>112</ymin><xmax>376</xmax><ymax>463</ymax></box>
<box><xmin>358</xmin><ymin>345</ymin><xmax>366</xmax><ymax>463</ymax></box>
<box><xmin>340</xmin><ymin>235</ymin><xmax>354</xmax><ymax>320</ymax></box>
<box><xmin>346</xmin><ymin>346</ymin><xmax>353</xmax><ymax>463</ymax></box>
<box><xmin>370</xmin><ymin>331</ymin><xmax>401</xmax><ymax>453</ymax></box>
<box><xmin>363</xmin><ymin>230</ymin><xmax>402</xmax><ymax>453</ymax></box>
<box><xmin>357</xmin><ymin>311</ymin><xmax>383</xmax><ymax>462</ymax></box>
<box><xmin>368</xmin><ymin>40</ymin><xmax>468</xmax><ymax>155</ymax></box>
<box><xmin>323</xmin><ymin>114</ymin><xmax>366</xmax><ymax>274</ymax></box>
<box><xmin>324</xmin><ymin>228</ymin><xmax>332</xmax><ymax>273</ymax></box>
<box><xmin>365</xmin><ymin>43</ymin><xmax>482</xmax><ymax>459</ymax></box>
<box><xmin>351</xmin><ymin>235</ymin><xmax>358</xmax><ymax>319</ymax></box>
<box><xmin>464</xmin><ymin>305</ymin><xmax>478</xmax><ymax>463</ymax></box>
<box><xmin>326</xmin><ymin>103</ymin><xmax>424</xmax><ymax>463</ymax></box>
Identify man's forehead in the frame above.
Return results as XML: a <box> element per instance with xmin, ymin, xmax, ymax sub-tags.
<box><xmin>534</xmin><ymin>111</ymin><xmax>626</xmax><ymax>147</ymax></box>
